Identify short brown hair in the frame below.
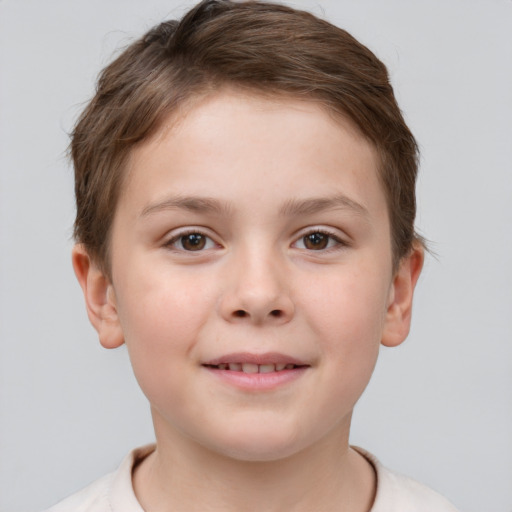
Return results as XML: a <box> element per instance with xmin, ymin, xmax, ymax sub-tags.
<box><xmin>71</xmin><ymin>0</ymin><xmax>420</xmax><ymax>273</ymax></box>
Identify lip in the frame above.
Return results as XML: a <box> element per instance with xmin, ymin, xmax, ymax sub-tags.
<box><xmin>203</xmin><ymin>352</ymin><xmax>308</xmax><ymax>367</ymax></box>
<box><xmin>202</xmin><ymin>352</ymin><xmax>310</xmax><ymax>392</ymax></box>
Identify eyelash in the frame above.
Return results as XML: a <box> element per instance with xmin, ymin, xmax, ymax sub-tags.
<box><xmin>293</xmin><ymin>228</ymin><xmax>347</xmax><ymax>252</ymax></box>
<box><xmin>164</xmin><ymin>228</ymin><xmax>348</xmax><ymax>253</ymax></box>
<box><xmin>164</xmin><ymin>229</ymin><xmax>218</xmax><ymax>252</ymax></box>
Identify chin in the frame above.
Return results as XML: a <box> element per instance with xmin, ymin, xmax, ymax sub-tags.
<box><xmin>203</xmin><ymin>426</ymin><xmax>312</xmax><ymax>463</ymax></box>
<box><xmin>218</xmin><ymin>444</ymin><xmax>303</xmax><ymax>463</ymax></box>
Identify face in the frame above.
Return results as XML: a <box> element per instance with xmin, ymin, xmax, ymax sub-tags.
<box><xmin>79</xmin><ymin>90</ymin><xmax>419</xmax><ymax>462</ymax></box>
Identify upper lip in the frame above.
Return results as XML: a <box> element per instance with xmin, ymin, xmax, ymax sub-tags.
<box><xmin>202</xmin><ymin>352</ymin><xmax>309</xmax><ymax>366</ymax></box>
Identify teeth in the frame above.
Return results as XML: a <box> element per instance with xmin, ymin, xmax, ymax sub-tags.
<box><xmin>241</xmin><ymin>363</ymin><xmax>259</xmax><ymax>374</ymax></box>
<box><xmin>213</xmin><ymin>363</ymin><xmax>298</xmax><ymax>372</ymax></box>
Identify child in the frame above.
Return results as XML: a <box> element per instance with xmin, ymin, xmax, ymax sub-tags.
<box><xmin>48</xmin><ymin>1</ymin><xmax>458</xmax><ymax>510</ymax></box>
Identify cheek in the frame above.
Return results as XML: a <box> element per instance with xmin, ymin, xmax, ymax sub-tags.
<box><xmin>116</xmin><ymin>262</ymin><xmax>215</xmax><ymax>339</ymax></box>
<box><xmin>304</xmin><ymin>267</ymin><xmax>389</xmax><ymax>343</ymax></box>
<box><xmin>301</xmin><ymin>267</ymin><xmax>389</xmax><ymax>391</ymax></box>
<box><xmin>113</xmin><ymin>268</ymin><xmax>216</xmax><ymax>391</ymax></box>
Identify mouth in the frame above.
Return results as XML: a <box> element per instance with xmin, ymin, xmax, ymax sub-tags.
<box><xmin>201</xmin><ymin>352</ymin><xmax>310</xmax><ymax>385</ymax></box>
<box><xmin>202</xmin><ymin>358</ymin><xmax>309</xmax><ymax>390</ymax></box>
<box><xmin>203</xmin><ymin>362</ymin><xmax>306</xmax><ymax>374</ymax></box>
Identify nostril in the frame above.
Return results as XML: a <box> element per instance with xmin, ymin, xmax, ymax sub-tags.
<box><xmin>231</xmin><ymin>309</ymin><xmax>287</xmax><ymax>320</ymax></box>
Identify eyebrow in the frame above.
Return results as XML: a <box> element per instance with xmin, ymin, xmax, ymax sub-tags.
<box><xmin>279</xmin><ymin>195</ymin><xmax>369</xmax><ymax>218</ymax></box>
<box><xmin>140</xmin><ymin>194</ymin><xmax>369</xmax><ymax>219</ymax></box>
<box><xmin>140</xmin><ymin>196</ymin><xmax>233</xmax><ymax>217</ymax></box>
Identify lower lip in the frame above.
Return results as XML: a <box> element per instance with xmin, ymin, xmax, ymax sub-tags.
<box><xmin>203</xmin><ymin>367</ymin><xmax>308</xmax><ymax>391</ymax></box>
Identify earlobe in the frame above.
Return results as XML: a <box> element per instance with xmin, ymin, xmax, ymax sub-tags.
<box><xmin>381</xmin><ymin>244</ymin><xmax>424</xmax><ymax>348</ymax></box>
<box><xmin>71</xmin><ymin>244</ymin><xmax>124</xmax><ymax>349</ymax></box>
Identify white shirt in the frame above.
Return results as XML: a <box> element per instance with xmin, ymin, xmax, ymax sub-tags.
<box><xmin>45</xmin><ymin>445</ymin><xmax>459</xmax><ymax>511</ymax></box>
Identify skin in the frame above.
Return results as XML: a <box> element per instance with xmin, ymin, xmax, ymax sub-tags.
<box><xmin>73</xmin><ymin>90</ymin><xmax>423</xmax><ymax>512</ymax></box>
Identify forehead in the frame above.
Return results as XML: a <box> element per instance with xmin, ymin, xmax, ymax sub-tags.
<box><xmin>120</xmin><ymin>89</ymin><xmax>386</xmax><ymax>222</ymax></box>
<box><xmin>168</xmin><ymin>88</ymin><xmax>370</xmax><ymax>149</ymax></box>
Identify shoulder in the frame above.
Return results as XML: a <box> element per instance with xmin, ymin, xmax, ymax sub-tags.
<box><xmin>354</xmin><ymin>447</ymin><xmax>460</xmax><ymax>512</ymax></box>
<box><xmin>43</xmin><ymin>445</ymin><xmax>155</xmax><ymax>512</ymax></box>
<box><xmin>43</xmin><ymin>472</ymin><xmax>113</xmax><ymax>512</ymax></box>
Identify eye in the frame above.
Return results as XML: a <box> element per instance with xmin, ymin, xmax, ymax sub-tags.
<box><xmin>166</xmin><ymin>231</ymin><xmax>217</xmax><ymax>252</ymax></box>
<box><xmin>293</xmin><ymin>230</ymin><xmax>345</xmax><ymax>251</ymax></box>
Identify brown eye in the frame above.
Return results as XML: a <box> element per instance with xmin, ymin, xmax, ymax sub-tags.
<box><xmin>167</xmin><ymin>231</ymin><xmax>217</xmax><ymax>252</ymax></box>
<box><xmin>180</xmin><ymin>233</ymin><xmax>207</xmax><ymax>251</ymax></box>
<box><xmin>303</xmin><ymin>232</ymin><xmax>329</xmax><ymax>250</ymax></box>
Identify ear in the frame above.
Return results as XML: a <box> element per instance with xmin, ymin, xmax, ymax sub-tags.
<box><xmin>381</xmin><ymin>244</ymin><xmax>424</xmax><ymax>348</ymax></box>
<box><xmin>71</xmin><ymin>244</ymin><xmax>124</xmax><ymax>349</ymax></box>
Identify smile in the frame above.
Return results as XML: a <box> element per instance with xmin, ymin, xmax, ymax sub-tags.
<box><xmin>203</xmin><ymin>362</ymin><xmax>303</xmax><ymax>373</ymax></box>
<box><xmin>202</xmin><ymin>353</ymin><xmax>310</xmax><ymax>391</ymax></box>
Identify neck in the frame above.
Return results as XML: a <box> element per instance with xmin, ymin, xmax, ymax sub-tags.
<box><xmin>133</xmin><ymin>419</ymin><xmax>376</xmax><ymax>512</ymax></box>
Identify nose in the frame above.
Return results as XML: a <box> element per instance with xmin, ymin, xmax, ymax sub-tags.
<box><xmin>218</xmin><ymin>248</ymin><xmax>295</xmax><ymax>325</ymax></box>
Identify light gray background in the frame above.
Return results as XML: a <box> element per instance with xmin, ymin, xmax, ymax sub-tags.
<box><xmin>1</xmin><ymin>1</ymin><xmax>511</xmax><ymax>511</ymax></box>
